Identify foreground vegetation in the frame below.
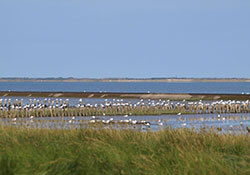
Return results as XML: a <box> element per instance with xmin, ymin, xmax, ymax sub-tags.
<box><xmin>0</xmin><ymin>127</ymin><xmax>249</xmax><ymax>175</ymax></box>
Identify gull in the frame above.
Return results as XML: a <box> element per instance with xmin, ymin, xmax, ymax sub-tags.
<box><xmin>181</xmin><ymin>123</ymin><xmax>187</xmax><ymax>126</ymax></box>
<box><xmin>240</xmin><ymin>121</ymin><xmax>243</xmax><ymax>126</ymax></box>
<box><xmin>90</xmin><ymin>120</ymin><xmax>95</xmax><ymax>123</ymax></box>
<box><xmin>131</xmin><ymin>120</ymin><xmax>137</xmax><ymax>124</ymax></box>
<box><xmin>145</xmin><ymin>123</ymin><xmax>151</xmax><ymax>128</ymax></box>
<box><xmin>229</xmin><ymin>125</ymin><xmax>233</xmax><ymax>130</ymax></box>
<box><xmin>124</xmin><ymin>119</ymin><xmax>129</xmax><ymax>123</ymax></box>
<box><xmin>158</xmin><ymin>120</ymin><xmax>163</xmax><ymax>126</ymax></box>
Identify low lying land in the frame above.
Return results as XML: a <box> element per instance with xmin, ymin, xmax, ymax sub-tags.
<box><xmin>0</xmin><ymin>127</ymin><xmax>249</xmax><ymax>175</ymax></box>
<box><xmin>1</xmin><ymin>77</ymin><xmax>250</xmax><ymax>82</ymax></box>
<box><xmin>1</xmin><ymin>91</ymin><xmax>250</xmax><ymax>100</ymax></box>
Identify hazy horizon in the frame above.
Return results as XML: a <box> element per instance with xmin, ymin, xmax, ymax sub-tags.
<box><xmin>1</xmin><ymin>77</ymin><xmax>250</xmax><ymax>80</ymax></box>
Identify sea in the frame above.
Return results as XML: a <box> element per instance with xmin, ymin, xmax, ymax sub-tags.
<box><xmin>0</xmin><ymin>81</ymin><xmax>250</xmax><ymax>94</ymax></box>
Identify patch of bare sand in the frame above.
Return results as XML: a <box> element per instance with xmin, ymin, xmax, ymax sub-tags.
<box><xmin>100</xmin><ymin>94</ymin><xmax>106</xmax><ymax>98</ymax></box>
<box><xmin>53</xmin><ymin>93</ymin><xmax>63</xmax><ymax>97</ymax></box>
<box><xmin>213</xmin><ymin>96</ymin><xmax>221</xmax><ymax>100</ymax></box>
<box><xmin>88</xmin><ymin>94</ymin><xmax>94</xmax><ymax>98</ymax></box>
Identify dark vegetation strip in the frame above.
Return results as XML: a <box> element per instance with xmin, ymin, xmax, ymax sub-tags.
<box><xmin>0</xmin><ymin>108</ymin><xmax>195</xmax><ymax>118</ymax></box>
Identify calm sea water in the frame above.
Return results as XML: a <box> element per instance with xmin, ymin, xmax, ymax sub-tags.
<box><xmin>0</xmin><ymin>82</ymin><xmax>250</xmax><ymax>94</ymax></box>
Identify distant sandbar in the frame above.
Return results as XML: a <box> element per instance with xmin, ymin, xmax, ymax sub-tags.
<box><xmin>0</xmin><ymin>78</ymin><xmax>250</xmax><ymax>82</ymax></box>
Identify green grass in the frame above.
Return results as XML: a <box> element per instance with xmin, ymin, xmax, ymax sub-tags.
<box><xmin>0</xmin><ymin>108</ymin><xmax>196</xmax><ymax>118</ymax></box>
<box><xmin>1</xmin><ymin>106</ymin><xmax>249</xmax><ymax>118</ymax></box>
<box><xmin>0</xmin><ymin>126</ymin><xmax>249</xmax><ymax>175</ymax></box>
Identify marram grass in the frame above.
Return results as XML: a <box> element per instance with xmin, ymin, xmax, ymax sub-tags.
<box><xmin>0</xmin><ymin>126</ymin><xmax>249</xmax><ymax>175</ymax></box>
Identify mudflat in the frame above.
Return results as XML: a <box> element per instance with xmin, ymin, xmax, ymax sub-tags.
<box><xmin>0</xmin><ymin>91</ymin><xmax>250</xmax><ymax>100</ymax></box>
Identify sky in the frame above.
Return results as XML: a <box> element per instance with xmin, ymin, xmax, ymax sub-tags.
<box><xmin>0</xmin><ymin>0</ymin><xmax>250</xmax><ymax>78</ymax></box>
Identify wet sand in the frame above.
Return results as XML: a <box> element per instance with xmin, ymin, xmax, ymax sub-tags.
<box><xmin>0</xmin><ymin>91</ymin><xmax>250</xmax><ymax>100</ymax></box>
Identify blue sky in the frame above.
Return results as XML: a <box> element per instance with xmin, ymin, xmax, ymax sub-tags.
<box><xmin>0</xmin><ymin>0</ymin><xmax>250</xmax><ymax>78</ymax></box>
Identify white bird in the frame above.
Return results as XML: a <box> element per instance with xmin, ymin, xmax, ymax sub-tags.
<box><xmin>229</xmin><ymin>125</ymin><xmax>233</xmax><ymax>130</ymax></box>
<box><xmin>131</xmin><ymin>120</ymin><xmax>137</xmax><ymax>124</ymax></box>
<box><xmin>158</xmin><ymin>120</ymin><xmax>163</xmax><ymax>126</ymax></box>
<box><xmin>90</xmin><ymin>120</ymin><xmax>95</xmax><ymax>123</ymax></box>
<box><xmin>124</xmin><ymin>119</ymin><xmax>129</xmax><ymax>123</ymax></box>
<box><xmin>177</xmin><ymin>113</ymin><xmax>182</xmax><ymax>116</ymax></box>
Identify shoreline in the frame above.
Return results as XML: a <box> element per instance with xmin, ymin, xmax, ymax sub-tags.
<box><xmin>1</xmin><ymin>78</ymin><xmax>250</xmax><ymax>82</ymax></box>
<box><xmin>0</xmin><ymin>91</ymin><xmax>250</xmax><ymax>100</ymax></box>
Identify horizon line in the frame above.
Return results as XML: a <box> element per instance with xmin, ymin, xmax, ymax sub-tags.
<box><xmin>1</xmin><ymin>77</ymin><xmax>250</xmax><ymax>79</ymax></box>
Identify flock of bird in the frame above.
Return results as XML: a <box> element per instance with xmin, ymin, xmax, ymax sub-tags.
<box><xmin>0</xmin><ymin>97</ymin><xmax>249</xmax><ymax>133</ymax></box>
<box><xmin>0</xmin><ymin>98</ymin><xmax>249</xmax><ymax>115</ymax></box>
<box><xmin>1</xmin><ymin>113</ymin><xmax>249</xmax><ymax>133</ymax></box>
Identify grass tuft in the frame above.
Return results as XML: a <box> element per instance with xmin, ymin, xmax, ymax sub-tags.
<box><xmin>0</xmin><ymin>126</ymin><xmax>249</xmax><ymax>174</ymax></box>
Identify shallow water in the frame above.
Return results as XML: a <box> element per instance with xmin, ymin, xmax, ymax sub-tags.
<box><xmin>2</xmin><ymin>113</ymin><xmax>250</xmax><ymax>133</ymax></box>
<box><xmin>1</xmin><ymin>82</ymin><xmax>250</xmax><ymax>94</ymax></box>
<box><xmin>1</xmin><ymin>82</ymin><xmax>250</xmax><ymax>132</ymax></box>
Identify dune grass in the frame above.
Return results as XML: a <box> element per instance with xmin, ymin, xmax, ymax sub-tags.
<box><xmin>0</xmin><ymin>126</ymin><xmax>249</xmax><ymax>175</ymax></box>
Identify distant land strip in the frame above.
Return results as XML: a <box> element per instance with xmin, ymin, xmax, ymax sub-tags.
<box><xmin>0</xmin><ymin>78</ymin><xmax>250</xmax><ymax>82</ymax></box>
<box><xmin>0</xmin><ymin>91</ymin><xmax>250</xmax><ymax>101</ymax></box>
